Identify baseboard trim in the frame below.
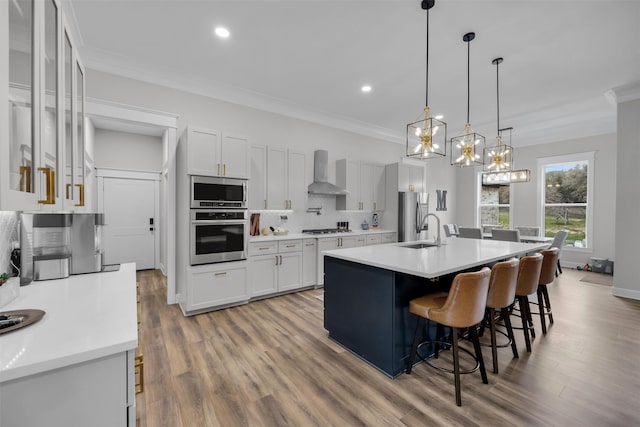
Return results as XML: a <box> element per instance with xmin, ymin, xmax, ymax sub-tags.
<box><xmin>611</xmin><ymin>286</ymin><xmax>640</xmax><ymax>301</ymax></box>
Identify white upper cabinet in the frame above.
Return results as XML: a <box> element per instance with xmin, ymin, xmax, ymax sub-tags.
<box><xmin>183</xmin><ymin>127</ymin><xmax>248</xmax><ymax>179</ymax></box>
<box><xmin>336</xmin><ymin>159</ymin><xmax>385</xmax><ymax>211</ymax></box>
<box><xmin>1</xmin><ymin>0</ymin><xmax>86</xmax><ymax>211</ymax></box>
<box><xmin>397</xmin><ymin>163</ymin><xmax>425</xmax><ymax>193</ymax></box>
<box><xmin>262</xmin><ymin>147</ymin><xmax>306</xmax><ymax>210</ymax></box>
<box><xmin>249</xmin><ymin>144</ymin><xmax>267</xmax><ymax>210</ymax></box>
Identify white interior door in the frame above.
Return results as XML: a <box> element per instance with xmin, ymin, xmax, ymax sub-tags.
<box><xmin>102</xmin><ymin>176</ymin><xmax>157</xmax><ymax>270</ymax></box>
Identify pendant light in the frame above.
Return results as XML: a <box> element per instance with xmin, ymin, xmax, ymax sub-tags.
<box><xmin>450</xmin><ymin>32</ymin><xmax>485</xmax><ymax>167</ymax></box>
<box><xmin>482</xmin><ymin>58</ymin><xmax>531</xmax><ymax>184</ymax></box>
<box><xmin>406</xmin><ymin>0</ymin><xmax>447</xmax><ymax>160</ymax></box>
<box><xmin>484</xmin><ymin>57</ymin><xmax>513</xmax><ymax>172</ymax></box>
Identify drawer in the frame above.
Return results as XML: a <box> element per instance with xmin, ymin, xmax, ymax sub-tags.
<box><xmin>278</xmin><ymin>240</ymin><xmax>302</xmax><ymax>253</ymax></box>
<box><xmin>366</xmin><ymin>234</ymin><xmax>381</xmax><ymax>245</ymax></box>
<box><xmin>381</xmin><ymin>233</ymin><xmax>396</xmax><ymax>243</ymax></box>
<box><xmin>249</xmin><ymin>241</ymin><xmax>277</xmax><ymax>256</ymax></box>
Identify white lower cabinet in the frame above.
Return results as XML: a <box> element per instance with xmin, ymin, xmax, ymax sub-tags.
<box><xmin>186</xmin><ymin>262</ymin><xmax>248</xmax><ymax>313</ymax></box>
<box><xmin>1</xmin><ymin>350</ymin><xmax>136</xmax><ymax>427</ymax></box>
<box><xmin>302</xmin><ymin>239</ymin><xmax>317</xmax><ymax>286</ymax></box>
<box><xmin>248</xmin><ymin>240</ymin><xmax>303</xmax><ymax>298</ymax></box>
<box><xmin>381</xmin><ymin>232</ymin><xmax>397</xmax><ymax>244</ymax></box>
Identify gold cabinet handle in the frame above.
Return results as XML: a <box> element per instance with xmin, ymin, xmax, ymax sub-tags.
<box><xmin>259</xmin><ymin>247</ymin><xmax>270</xmax><ymax>250</ymax></box>
<box><xmin>223</xmin><ymin>163</ymin><xmax>226</xmax><ymax>176</ymax></box>
<box><xmin>286</xmin><ymin>244</ymin><xmax>295</xmax><ymax>248</ymax></box>
<box><xmin>275</xmin><ymin>256</ymin><xmax>279</xmax><ymax>266</ymax></box>
<box><xmin>66</xmin><ymin>183</ymin><xmax>72</xmax><ymax>199</ymax></box>
<box><xmin>214</xmin><ymin>271</ymin><xmax>227</xmax><ymax>276</ymax></box>
<box><xmin>75</xmin><ymin>183</ymin><xmax>85</xmax><ymax>207</ymax></box>
<box><xmin>19</xmin><ymin>165</ymin><xmax>31</xmax><ymax>192</ymax></box>
<box><xmin>37</xmin><ymin>167</ymin><xmax>55</xmax><ymax>204</ymax></box>
<box><xmin>305</xmin><ymin>243</ymin><xmax>315</xmax><ymax>247</ymax></box>
<box><xmin>217</xmin><ymin>163</ymin><xmax>220</xmax><ymax>175</ymax></box>
<box><xmin>134</xmin><ymin>354</ymin><xmax>144</xmax><ymax>394</ymax></box>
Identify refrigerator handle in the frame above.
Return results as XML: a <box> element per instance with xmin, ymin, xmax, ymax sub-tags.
<box><xmin>416</xmin><ymin>200</ymin><xmax>422</xmax><ymax>234</ymax></box>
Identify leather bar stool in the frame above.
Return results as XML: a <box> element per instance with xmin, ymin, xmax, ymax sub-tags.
<box><xmin>536</xmin><ymin>247</ymin><xmax>560</xmax><ymax>334</ymax></box>
<box><xmin>406</xmin><ymin>268</ymin><xmax>491</xmax><ymax>406</ymax></box>
<box><xmin>484</xmin><ymin>258</ymin><xmax>520</xmax><ymax>374</ymax></box>
<box><xmin>514</xmin><ymin>253</ymin><xmax>543</xmax><ymax>352</ymax></box>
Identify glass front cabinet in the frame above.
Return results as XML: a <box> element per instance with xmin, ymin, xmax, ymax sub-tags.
<box><xmin>1</xmin><ymin>0</ymin><xmax>86</xmax><ymax>211</ymax></box>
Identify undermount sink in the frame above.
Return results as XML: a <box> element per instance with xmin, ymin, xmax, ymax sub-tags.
<box><xmin>401</xmin><ymin>242</ymin><xmax>439</xmax><ymax>249</ymax></box>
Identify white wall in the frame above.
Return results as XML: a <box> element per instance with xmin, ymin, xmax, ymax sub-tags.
<box><xmin>613</xmin><ymin>96</ymin><xmax>640</xmax><ymax>300</ymax></box>
<box><xmin>94</xmin><ymin>128</ymin><xmax>163</xmax><ymax>172</ymax></box>
<box><xmin>455</xmin><ymin>133</ymin><xmax>617</xmax><ymax>267</ymax></box>
<box><xmin>85</xmin><ymin>70</ymin><xmax>405</xmax><ymax>184</ymax></box>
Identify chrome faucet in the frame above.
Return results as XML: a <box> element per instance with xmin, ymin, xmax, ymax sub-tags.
<box><xmin>421</xmin><ymin>213</ymin><xmax>441</xmax><ymax>246</ymax></box>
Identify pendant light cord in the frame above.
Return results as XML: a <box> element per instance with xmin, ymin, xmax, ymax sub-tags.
<box><xmin>496</xmin><ymin>60</ymin><xmax>500</xmax><ymax>134</ymax></box>
<box><xmin>466</xmin><ymin>38</ymin><xmax>470</xmax><ymax>124</ymax></box>
<box><xmin>425</xmin><ymin>9</ymin><xmax>429</xmax><ymax>108</ymax></box>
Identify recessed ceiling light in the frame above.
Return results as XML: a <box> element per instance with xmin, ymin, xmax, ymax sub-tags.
<box><xmin>215</xmin><ymin>27</ymin><xmax>230</xmax><ymax>39</ymax></box>
<box><xmin>361</xmin><ymin>85</ymin><xmax>372</xmax><ymax>93</ymax></box>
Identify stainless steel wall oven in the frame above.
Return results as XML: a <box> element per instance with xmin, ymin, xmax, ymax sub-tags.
<box><xmin>190</xmin><ymin>209</ymin><xmax>248</xmax><ymax>265</ymax></box>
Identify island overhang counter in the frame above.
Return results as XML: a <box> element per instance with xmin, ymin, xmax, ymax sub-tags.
<box><xmin>323</xmin><ymin>239</ymin><xmax>550</xmax><ymax>377</ymax></box>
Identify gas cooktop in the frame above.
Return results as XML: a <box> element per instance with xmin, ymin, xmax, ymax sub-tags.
<box><xmin>301</xmin><ymin>228</ymin><xmax>353</xmax><ymax>235</ymax></box>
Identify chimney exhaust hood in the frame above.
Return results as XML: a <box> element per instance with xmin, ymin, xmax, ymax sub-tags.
<box><xmin>307</xmin><ymin>150</ymin><xmax>348</xmax><ymax>196</ymax></box>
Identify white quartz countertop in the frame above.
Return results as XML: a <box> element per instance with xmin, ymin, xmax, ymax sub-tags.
<box><xmin>0</xmin><ymin>263</ymin><xmax>138</xmax><ymax>383</ymax></box>
<box><xmin>249</xmin><ymin>228</ymin><xmax>395</xmax><ymax>242</ymax></box>
<box><xmin>323</xmin><ymin>238</ymin><xmax>550</xmax><ymax>279</ymax></box>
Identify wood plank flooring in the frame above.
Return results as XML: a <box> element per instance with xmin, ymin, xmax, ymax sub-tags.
<box><xmin>135</xmin><ymin>268</ymin><xmax>640</xmax><ymax>426</ymax></box>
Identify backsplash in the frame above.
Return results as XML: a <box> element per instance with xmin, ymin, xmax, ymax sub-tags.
<box><xmin>0</xmin><ymin>211</ymin><xmax>19</xmax><ymax>276</ymax></box>
<box><xmin>250</xmin><ymin>194</ymin><xmax>385</xmax><ymax>234</ymax></box>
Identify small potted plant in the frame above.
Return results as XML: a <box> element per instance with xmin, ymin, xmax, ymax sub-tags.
<box><xmin>0</xmin><ymin>272</ymin><xmax>19</xmax><ymax>307</ymax></box>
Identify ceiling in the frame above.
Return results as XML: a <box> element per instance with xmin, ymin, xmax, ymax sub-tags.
<box><xmin>67</xmin><ymin>0</ymin><xmax>640</xmax><ymax>147</ymax></box>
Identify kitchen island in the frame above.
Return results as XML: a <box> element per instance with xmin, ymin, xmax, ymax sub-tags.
<box><xmin>323</xmin><ymin>239</ymin><xmax>549</xmax><ymax>377</ymax></box>
<box><xmin>0</xmin><ymin>263</ymin><xmax>138</xmax><ymax>426</ymax></box>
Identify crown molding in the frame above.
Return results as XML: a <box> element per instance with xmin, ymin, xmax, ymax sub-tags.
<box><xmin>605</xmin><ymin>82</ymin><xmax>640</xmax><ymax>105</ymax></box>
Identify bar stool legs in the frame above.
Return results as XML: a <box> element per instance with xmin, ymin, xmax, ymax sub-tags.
<box><xmin>486</xmin><ymin>308</ymin><xmax>519</xmax><ymax>374</ymax></box>
<box><xmin>537</xmin><ymin>284</ymin><xmax>554</xmax><ymax>334</ymax></box>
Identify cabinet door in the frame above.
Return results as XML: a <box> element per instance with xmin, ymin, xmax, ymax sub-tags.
<box><xmin>187</xmin><ymin>264</ymin><xmax>248</xmax><ymax>311</ymax></box>
<box><xmin>62</xmin><ymin>28</ymin><xmax>74</xmax><ymax>209</ymax></box>
<box><xmin>249</xmin><ymin>144</ymin><xmax>267</xmax><ymax>210</ymax></box>
<box><xmin>248</xmin><ymin>255</ymin><xmax>277</xmax><ymax>297</ymax></box>
<box><xmin>278</xmin><ymin>252</ymin><xmax>302</xmax><ymax>292</ymax></box>
<box><xmin>221</xmin><ymin>134</ymin><xmax>248</xmax><ymax>178</ymax></box>
<box><xmin>287</xmin><ymin>149</ymin><xmax>306</xmax><ymax>210</ymax></box>
<box><xmin>336</xmin><ymin>159</ymin><xmax>361</xmax><ymax>210</ymax></box>
<box><xmin>187</xmin><ymin>128</ymin><xmax>220</xmax><ymax>176</ymax></box>
<box><xmin>340</xmin><ymin>236</ymin><xmax>356</xmax><ymax>249</ymax></box>
<box><xmin>372</xmin><ymin>164</ymin><xmax>386</xmax><ymax>211</ymax></box>
<box><xmin>302</xmin><ymin>239</ymin><xmax>317</xmax><ymax>286</ymax></box>
<box><xmin>266</xmin><ymin>146</ymin><xmax>286</xmax><ymax>209</ymax></box>
<box><xmin>2</xmin><ymin>0</ymin><xmax>37</xmax><ymax>209</ymax></box>
<box><xmin>360</xmin><ymin>163</ymin><xmax>374</xmax><ymax>211</ymax></box>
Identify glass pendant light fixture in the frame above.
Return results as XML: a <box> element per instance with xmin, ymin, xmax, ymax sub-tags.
<box><xmin>450</xmin><ymin>32</ymin><xmax>485</xmax><ymax>167</ymax></box>
<box><xmin>406</xmin><ymin>0</ymin><xmax>447</xmax><ymax>160</ymax></box>
<box><xmin>484</xmin><ymin>57</ymin><xmax>513</xmax><ymax>172</ymax></box>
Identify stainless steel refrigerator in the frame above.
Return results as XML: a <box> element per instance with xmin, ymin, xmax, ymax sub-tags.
<box><xmin>398</xmin><ymin>192</ymin><xmax>429</xmax><ymax>242</ymax></box>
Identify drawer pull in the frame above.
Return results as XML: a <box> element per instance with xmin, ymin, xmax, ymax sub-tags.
<box><xmin>259</xmin><ymin>247</ymin><xmax>270</xmax><ymax>250</ymax></box>
<box><xmin>305</xmin><ymin>243</ymin><xmax>315</xmax><ymax>246</ymax></box>
<box><xmin>214</xmin><ymin>272</ymin><xmax>227</xmax><ymax>276</ymax></box>
<box><xmin>286</xmin><ymin>244</ymin><xmax>296</xmax><ymax>248</ymax></box>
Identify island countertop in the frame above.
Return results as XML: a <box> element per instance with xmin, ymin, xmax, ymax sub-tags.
<box><xmin>323</xmin><ymin>238</ymin><xmax>550</xmax><ymax>279</ymax></box>
<box><xmin>0</xmin><ymin>263</ymin><xmax>138</xmax><ymax>383</ymax></box>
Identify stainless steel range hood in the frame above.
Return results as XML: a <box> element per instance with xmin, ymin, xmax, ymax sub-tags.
<box><xmin>307</xmin><ymin>150</ymin><xmax>348</xmax><ymax>196</ymax></box>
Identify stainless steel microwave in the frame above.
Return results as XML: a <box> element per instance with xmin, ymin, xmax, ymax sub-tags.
<box><xmin>191</xmin><ymin>175</ymin><xmax>247</xmax><ymax>209</ymax></box>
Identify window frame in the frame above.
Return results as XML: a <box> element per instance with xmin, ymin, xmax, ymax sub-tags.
<box><xmin>537</xmin><ymin>152</ymin><xmax>594</xmax><ymax>251</ymax></box>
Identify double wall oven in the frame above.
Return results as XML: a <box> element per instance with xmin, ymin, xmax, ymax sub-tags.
<box><xmin>190</xmin><ymin>176</ymin><xmax>248</xmax><ymax>265</ymax></box>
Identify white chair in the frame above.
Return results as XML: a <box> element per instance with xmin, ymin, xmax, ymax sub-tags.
<box><xmin>550</xmin><ymin>230</ymin><xmax>569</xmax><ymax>276</ymax></box>
<box><xmin>443</xmin><ymin>224</ymin><xmax>459</xmax><ymax>237</ymax></box>
<box><xmin>458</xmin><ymin>227</ymin><xmax>482</xmax><ymax>239</ymax></box>
<box><xmin>482</xmin><ymin>224</ymin><xmax>503</xmax><ymax>234</ymax></box>
<box><xmin>491</xmin><ymin>228</ymin><xmax>520</xmax><ymax>242</ymax></box>
<box><xmin>515</xmin><ymin>226</ymin><xmax>540</xmax><ymax>237</ymax></box>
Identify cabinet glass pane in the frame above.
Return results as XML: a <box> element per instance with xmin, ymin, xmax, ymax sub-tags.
<box><xmin>75</xmin><ymin>64</ymin><xmax>84</xmax><ymax>193</ymax></box>
<box><xmin>64</xmin><ymin>31</ymin><xmax>72</xmax><ymax>199</ymax></box>
<box><xmin>8</xmin><ymin>0</ymin><xmax>35</xmax><ymax>193</ymax></box>
<box><xmin>44</xmin><ymin>0</ymin><xmax>58</xmax><ymax>197</ymax></box>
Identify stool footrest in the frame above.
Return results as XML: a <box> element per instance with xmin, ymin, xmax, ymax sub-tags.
<box><xmin>417</xmin><ymin>341</ymin><xmax>480</xmax><ymax>375</ymax></box>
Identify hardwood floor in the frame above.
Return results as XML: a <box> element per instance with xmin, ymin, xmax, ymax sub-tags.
<box><xmin>135</xmin><ymin>268</ymin><xmax>639</xmax><ymax>426</ymax></box>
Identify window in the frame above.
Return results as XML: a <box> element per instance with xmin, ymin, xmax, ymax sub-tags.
<box><xmin>479</xmin><ymin>182</ymin><xmax>511</xmax><ymax>229</ymax></box>
<box><xmin>539</xmin><ymin>153</ymin><xmax>594</xmax><ymax>249</ymax></box>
